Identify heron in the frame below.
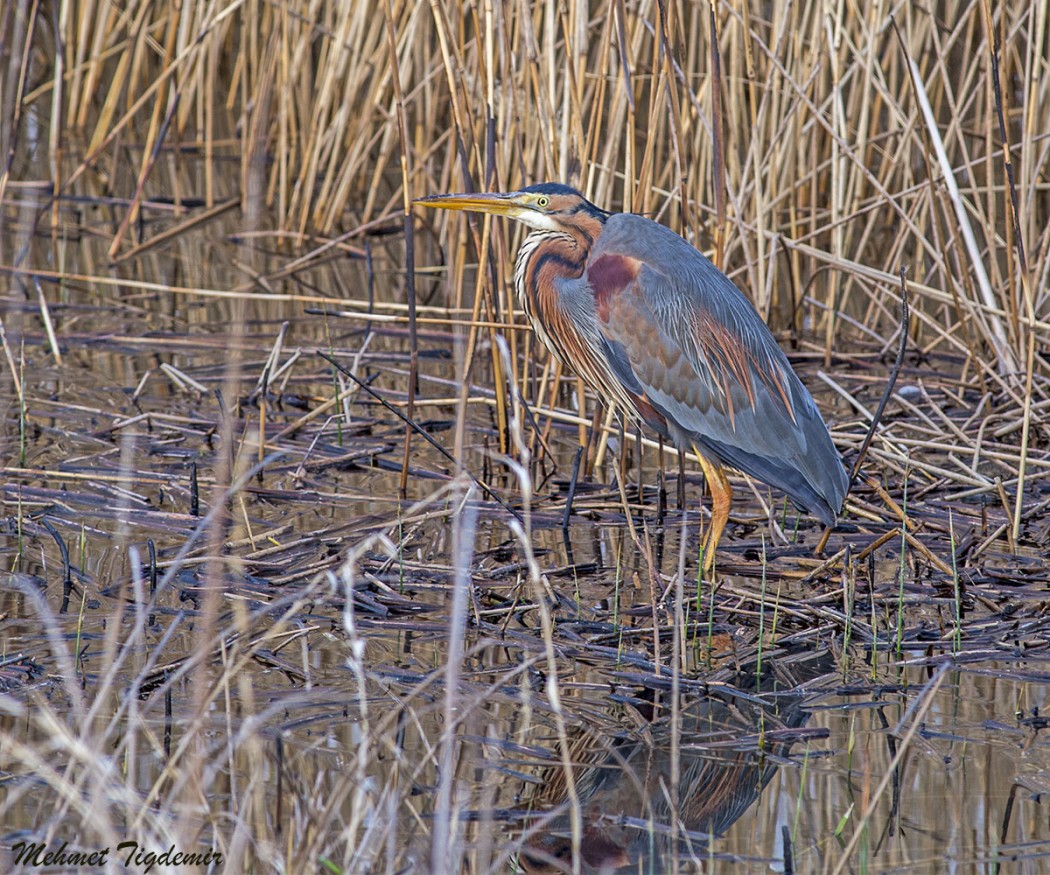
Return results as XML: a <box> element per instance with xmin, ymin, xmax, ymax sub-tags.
<box><xmin>415</xmin><ymin>183</ymin><xmax>848</xmax><ymax>571</ymax></box>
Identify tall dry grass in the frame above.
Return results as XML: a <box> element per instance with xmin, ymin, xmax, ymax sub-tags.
<box><xmin>4</xmin><ymin>0</ymin><xmax>1047</xmax><ymax>505</ymax></box>
<box><xmin>5</xmin><ymin>1</ymin><xmax>1046</xmax><ymax>334</ymax></box>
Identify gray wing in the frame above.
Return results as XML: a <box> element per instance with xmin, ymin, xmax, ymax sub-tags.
<box><xmin>580</xmin><ymin>213</ymin><xmax>848</xmax><ymax>523</ymax></box>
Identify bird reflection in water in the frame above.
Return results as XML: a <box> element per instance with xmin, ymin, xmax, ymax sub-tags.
<box><xmin>516</xmin><ymin>651</ymin><xmax>831</xmax><ymax>873</ymax></box>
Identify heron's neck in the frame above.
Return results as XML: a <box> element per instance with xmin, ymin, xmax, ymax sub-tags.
<box><xmin>513</xmin><ymin>226</ymin><xmax>596</xmax><ymax>320</ymax></box>
<box><xmin>510</xmin><ymin>230</ymin><xmax>587</xmax><ymax>370</ymax></box>
<box><xmin>514</xmin><ymin>232</ymin><xmax>568</xmax><ymax>309</ymax></box>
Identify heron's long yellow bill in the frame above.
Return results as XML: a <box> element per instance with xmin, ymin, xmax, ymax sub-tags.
<box><xmin>413</xmin><ymin>191</ymin><xmax>530</xmax><ymax>218</ymax></box>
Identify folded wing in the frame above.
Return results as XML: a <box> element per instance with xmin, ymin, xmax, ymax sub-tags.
<box><xmin>578</xmin><ymin>213</ymin><xmax>848</xmax><ymax>524</ymax></box>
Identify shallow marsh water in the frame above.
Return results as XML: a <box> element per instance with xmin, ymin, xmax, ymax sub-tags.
<box><xmin>2</xmin><ymin>175</ymin><xmax>1050</xmax><ymax>875</ymax></box>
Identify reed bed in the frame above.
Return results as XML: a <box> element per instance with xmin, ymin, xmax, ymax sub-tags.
<box><xmin>1</xmin><ymin>0</ymin><xmax>1049</xmax><ymax>872</ymax></box>
<box><xmin>3</xmin><ymin>0</ymin><xmax>1047</xmax><ymax>515</ymax></box>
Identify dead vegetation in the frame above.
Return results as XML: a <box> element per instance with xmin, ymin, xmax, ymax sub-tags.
<box><xmin>1</xmin><ymin>0</ymin><xmax>1049</xmax><ymax>872</ymax></box>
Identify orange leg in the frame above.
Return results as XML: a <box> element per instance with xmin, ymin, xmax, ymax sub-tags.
<box><xmin>693</xmin><ymin>446</ymin><xmax>732</xmax><ymax>573</ymax></box>
<box><xmin>814</xmin><ymin>525</ymin><xmax>832</xmax><ymax>556</ymax></box>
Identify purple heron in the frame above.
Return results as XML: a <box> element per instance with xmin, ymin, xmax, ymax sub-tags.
<box><xmin>416</xmin><ymin>183</ymin><xmax>848</xmax><ymax>570</ymax></box>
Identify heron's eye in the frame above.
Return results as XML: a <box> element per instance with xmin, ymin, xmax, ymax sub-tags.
<box><xmin>536</xmin><ymin>196</ymin><xmax>550</xmax><ymax>208</ymax></box>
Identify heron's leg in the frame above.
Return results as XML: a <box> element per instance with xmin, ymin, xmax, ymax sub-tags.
<box><xmin>693</xmin><ymin>446</ymin><xmax>731</xmax><ymax>573</ymax></box>
<box><xmin>814</xmin><ymin>525</ymin><xmax>833</xmax><ymax>556</ymax></box>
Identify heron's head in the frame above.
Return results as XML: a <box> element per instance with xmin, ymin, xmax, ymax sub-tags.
<box><xmin>415</xmin><ymin>182</ymin><xmax>607</xmax><ymax>232</ymax></box>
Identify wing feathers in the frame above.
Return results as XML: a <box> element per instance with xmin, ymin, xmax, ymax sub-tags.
<box><xmin>585</xmin><ymin>213</ymin><xmax>848</xmax><ymax>521</ymax></box>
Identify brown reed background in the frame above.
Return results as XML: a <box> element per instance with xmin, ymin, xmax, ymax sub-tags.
<box><xmin>6</xmin><ymin>0</ymin><xmax>1045</xmax><ymax>328</ymax></box>
<box><xmin>4</xmin><ymin>0</ymin><xmax>1047</xmax><ymax>489</ymax></box>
